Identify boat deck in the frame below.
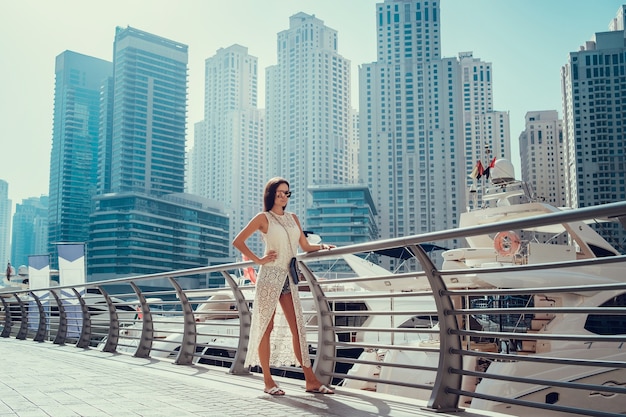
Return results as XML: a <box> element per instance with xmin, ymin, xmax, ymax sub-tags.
<box><xmin>0</xmin><ymin>337</ymin><xmax>507</xmax><ymax>417</ymax></box>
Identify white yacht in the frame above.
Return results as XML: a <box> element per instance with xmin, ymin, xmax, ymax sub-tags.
<box><xmin>343</xmin><ymin>159</ymin><xmax>626</xmax><ymax>416</ymax></box>
<box><xmin>108</xmin><ymin>271</ymin><xmax>439</xmax><ymax>365</ymax></box>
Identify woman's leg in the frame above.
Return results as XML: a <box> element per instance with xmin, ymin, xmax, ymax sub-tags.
<box><xmin>258</xmin><ymin>312</ymin><xmax>282</xmax><ymax>393</ymax></box>
<box><xmin>279</xmin><ymin>293</ymin><xmax>333</xmax><ymax>393</ymax></box>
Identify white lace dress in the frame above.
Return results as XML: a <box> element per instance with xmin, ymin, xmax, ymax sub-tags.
<box><xmin>244</xmin><ymin>211</ymin><xmax>311</xmax><ymax>368</ymax></box>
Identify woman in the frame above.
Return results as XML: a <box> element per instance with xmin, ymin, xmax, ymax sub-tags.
<box><xmin>233</xmin><ymin>177</ymin><xmax>335</xmax><ymax>396</ymax></box>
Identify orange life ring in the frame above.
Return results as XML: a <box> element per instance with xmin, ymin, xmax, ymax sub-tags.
<box><xmin>493</xmin><ymin>231</ymin><xmax>521</xmax><ymax>256</ymax></box>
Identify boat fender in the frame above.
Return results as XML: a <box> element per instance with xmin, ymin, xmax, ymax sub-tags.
<box><xmin>493</xmin><ymin>231</ymin><xmax>521</xmax><ymax>256</ymax></box>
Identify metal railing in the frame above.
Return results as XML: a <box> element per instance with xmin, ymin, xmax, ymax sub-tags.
<box><xmin>2</xmin><ymin>200</ymin><xmax>626</xmax><ymax>417</ymax></box>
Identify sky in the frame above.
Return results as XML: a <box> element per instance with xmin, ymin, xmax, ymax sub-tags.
<box><xmin>1</xmin><ymin>0</ymin><xmax>625</xmax><ymax>214</ymax></box>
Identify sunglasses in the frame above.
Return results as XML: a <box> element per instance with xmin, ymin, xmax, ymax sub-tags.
<box><xmin>276</xmin><ymin>191</ymin><xmax>292</xmax><ymax>198</ymax></box>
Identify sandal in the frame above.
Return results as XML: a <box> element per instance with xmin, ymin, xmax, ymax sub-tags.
<box><xmin>264</xmin><ymin>386</ymin><xmax>285</xmax><ymax>396</ymax></box>
<box><xmin>306</xmin><ymin>384</ymin><xmax>334</xmax><ymax>394</ymax></box>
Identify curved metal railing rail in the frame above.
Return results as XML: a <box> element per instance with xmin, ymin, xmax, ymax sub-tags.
<box><xmin>1</xmin><ymin>200</ymin><xmax>626</xmax><ymax>417</ymax></box>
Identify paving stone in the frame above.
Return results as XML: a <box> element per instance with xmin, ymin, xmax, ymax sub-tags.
<box><xmin>0</xmin><ymin>338</ymin><xmax>507</xmax><ymax>417</ymax></box>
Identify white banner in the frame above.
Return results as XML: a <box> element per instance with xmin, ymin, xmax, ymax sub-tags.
<box><xmin>28</xmin><ymin>255</ymin><xmax>50</xmax><ymax>290</ymax></box>
<box><xmin>57</xmin><ymin>244</ymin><xmax>86</xmax><ymax>287</ymax></box>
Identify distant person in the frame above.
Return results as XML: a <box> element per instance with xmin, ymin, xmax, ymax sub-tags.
<box><xmin>233</xmin><ymin>177</ymin><xmax>335</xmax><ymax>396</ymax></box>
<box><xmin>5</xmin><ymin>262</ymin><xmax>11</xmax><ymax>282</ymax></box>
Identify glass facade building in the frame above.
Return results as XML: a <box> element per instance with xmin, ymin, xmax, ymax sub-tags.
<box><xmin>306</xmin><ymin>185</ymin><xmax>378</xmax><ymax>246</ymax></box>
<box><xmin>106</xmin><ymin>26</ymin><xmax>188</xmax><ymax>196</ymax></box>
<box><xmin>48</xmin><ymin>51</ymin><xmax>112</xmax><ymax>268</ymax></box>
<box><xmin>88</xmin><ymin>27</ymin><xmax>232</xmax><ymax>285</ymax></box>
<box><xmin>10</xmin><ymin>196</ymin><xmax>49</xmax><ymax>267</ymax></box>
<box><xmin>306</xmin><ymin>185</ymin><xmax>378</xmax><ymax>273</ymax></box>
<box><xmin>88</xmin><ymin>193</ymin><xmax>230</xmax><ymax>288</ymax></box>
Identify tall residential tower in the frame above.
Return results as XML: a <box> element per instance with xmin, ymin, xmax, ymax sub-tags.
<box><xmin>359</xmin><ymin>0</ymin><xmax>465</xmax><ymax>260</ymax></box>
<box><xmin>561</xmin><ymin>5</ymin><xmax>626</xmax><ymax>251</ymax></box>
<box><xmin>265</xmin><ymin>13</ymin><xmax>354</xmax><ymax>219</ymax></box>
<box><xmin>190</xmin><ymin>44</ymin><xmax>264</xmax><ymax>256</ymax></box>
<box><xmin>519</xmin><ymin>111</ymin><xmax>565</xmax><ymax>206</ymax></box>
<box><xmin>459</xmin><ymin>52</ymin><xmax>510</xmax><ymax>208</ymax></box>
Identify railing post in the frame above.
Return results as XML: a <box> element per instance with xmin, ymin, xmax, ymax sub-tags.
<box><xmin>0</xmin><ymin>297</ymin><xmax>11</xmax><ymax>337</ymax></box>
<box><xmin>29</xmin><ymin>291</ymin><xmax>47</xmax><ymax>342</ymax></box>
<box><xmin>98</xmin><ymin>286</ymin><xmax>120</xmax><ymax>353</ymax></box>
<box><xmin>50</xmin><ymin>290</ymin><xmax>67</xmax><ymax>345</ymax></box>
<box><xmin>169</xmin><ymin>277</ymin><xmax>196</xmax><ymax>365</ymax></box>
<box><xmin>73</xmin><ymin>288</ymin><xmax>92</xmax><ymax>349</ymax></box>
<box><xmin>130</xmin><ymin>282</ymin><xmax>154</xmax><ymax>358</ymax></box>
<box><xmin>221</xmin><ymin>271</ymin><xmax>251</xmax><ymax>375</ymax></box>
<box><xmin>300</xmin><ymin>262</ymin><xmax>335</xmax><ymax>386</ymax></box>
<box><xmin>14</xmin><ymin>293</ymin><xmax>28</xmax><ymax>340</ymax></box>
<box><xmin>409</xmin><ymin>244</ymin><xmax>463</xmax><ymax>412</ymax></box>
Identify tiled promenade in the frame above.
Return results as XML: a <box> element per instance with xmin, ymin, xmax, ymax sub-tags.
<box><xmin>0</xmin><ymin>338</ymin><xmax>505</xmax><ymax>417</ymax></box>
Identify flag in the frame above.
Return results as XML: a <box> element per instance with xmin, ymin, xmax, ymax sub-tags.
<box><xmin>484</xmin><ymin>157</ymin><xmax>496</xmax><ymax>180</ymax></box>
<box><xmin>470</xmin><ymin>160</ymin><xmax>484</xmax><ymax>179</ymax></box>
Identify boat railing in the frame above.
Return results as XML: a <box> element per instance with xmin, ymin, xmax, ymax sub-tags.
<box><xmin>1</xmin><ymin>200</ymin><xmax>626</xmax><ymax>417</ymax></box>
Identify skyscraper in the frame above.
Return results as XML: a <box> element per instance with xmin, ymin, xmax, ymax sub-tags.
<box><xmin>48</xmin><ymin>51</ymin><xmax>112</xmax><ymax>267</ymax></box>
<box><xmin>106</xmin><ymin>26</ymin><xmax>188</xmax><ymax>196</ymax></box>
<box><xmin>89</xmin><ymin>27</ymin><xmax>231</xmax><ymax>284</ymax></box>
<box><xmin>97</xmin><ymin>77</ymin><xmax>115</xmax><ymax>195</ymax></box>
<box><xmin>10</xmin><ymin>196</ymin><xmax>49</xmax><ymax>267</ymax></box>
<box><xmin>459</xmin><ymin>52</ymin><xmax>510</xmax><ymax>208</ymax></box>
<box><xmin>359</xmin><ymin>0</ymin><xmax>465</xmax><ymax>259</ymax></box>
<box><xmin>519</xmin><ymin>111</ymin><xmax>565</xmax><ymax>206</ymax></box>
<box><xmin>561</xmin><ymin>5</ymin><xmax>626</xmax><ymax>251</ymax></box>
<box><xmin>0</xmin><ymin>179</ymin><xmax>11</xmax><ymax>265</ymax></box>
<box><xmin>190</xmin><ymin>44</ymin><xmax>264</xmax><ymax>256</ymax></box>
<box><xmin>266</xmin><ymin>13</ymin><xmax>353</xmax><ymax>219</ymax></box>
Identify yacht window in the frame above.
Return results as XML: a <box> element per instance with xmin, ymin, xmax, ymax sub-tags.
<box><xmin>333</xmin><ymin>302</ymin><xmax>369</xmax><ymax>327</ymax></box>
<box><xmin>584</xmin><ymin>293</ymin><xmax>626</xmax><ymax>335</ymax></box>
<box><xmin>332</xmin><ymin>301</ymin><xmax>369</xmax><ymax>342</ymax></box>
<box><xmin>398</xmin><ymin>315</ymin><xmax>438</xmax><ymax>328</ymax></box>
<box><xmin>588</xmin><ymin>243</ymin><xmax>618</xmax><ymax>257</ymax></box>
